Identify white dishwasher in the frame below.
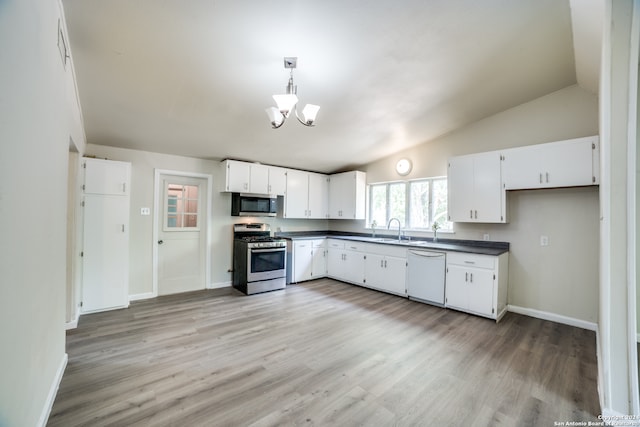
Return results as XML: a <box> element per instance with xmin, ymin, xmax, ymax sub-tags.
<box><xmin>407</xmin><ymin>249</ymin><xmax>446</xmax><ymax>307</ymax></box>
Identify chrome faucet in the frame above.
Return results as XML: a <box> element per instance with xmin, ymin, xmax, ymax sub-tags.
<box><xmin>387</xmin><ymin>217</ymin><xmax>401</xmax><ymax>241</ymax></box>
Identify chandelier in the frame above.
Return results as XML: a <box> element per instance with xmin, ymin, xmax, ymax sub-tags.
<box><xmin>265</xmin><ymin>57</ymin><xmax>320</xmax><ymax>129</ymax></box>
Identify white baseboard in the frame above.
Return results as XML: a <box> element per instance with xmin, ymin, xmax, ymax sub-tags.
<box><xmin>129</xmin><ymin>292</ymin><xmax>155</xmax><ymax>302</ymax></box>
<box><xmin>64</xmin><ymin>317</ymin><xmax>78</xmax><ymax>330</ymax></box>
<box><xmin>507</xmin><ymin>305</ymin><xmax>598</xmax><ymax>331</ymax></box>
<box><xmin>208</xmin><ymin>281</ymin><xmax>231</xmax><ymax>290</ymax></box>
<box><xmin>38</xmin><ymin>352</ymin><xmax>68</xmax><ymax>427</ymax></box>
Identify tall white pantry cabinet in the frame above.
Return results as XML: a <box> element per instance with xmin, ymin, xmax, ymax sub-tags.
<box><xmin>81</xmin><ymin>158</ymin><xmax>131</xmax><ymax>313</ymax></box>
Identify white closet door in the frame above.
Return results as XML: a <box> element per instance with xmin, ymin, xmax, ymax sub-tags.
<box><xmin>81</xmin><ymin>194</ymin><xmax>129</xmax><ymax>312</ymax></box>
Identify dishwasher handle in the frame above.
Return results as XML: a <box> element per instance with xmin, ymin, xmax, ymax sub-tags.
<box><xmin>408</xmin><ymin>250</ymin><xmax>445</xmax><ymax>258</ymax></box>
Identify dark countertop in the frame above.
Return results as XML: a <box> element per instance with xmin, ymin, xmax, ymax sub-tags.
<box><xmin>275</xmin><ymin>230</ymin><xmax>509</xmax><ymax>256</ymax></box>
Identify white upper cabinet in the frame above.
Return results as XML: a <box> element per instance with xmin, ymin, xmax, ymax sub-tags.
<box><xmin>283</xmin><ymin>170</ymin><xmax>329</xmax><ymax>219</ymax></box>
<box><xmin>308</xmin><ymin>172</ymin><xmax>329</xmax><ymax>219</ymax></box>
<box><xmin>83</xmin><ymin>158</ymin><xmax>131</xmax><ymax>195</ymax></box>
<box><xmin>222</xmin><ymin>160</ymin><xmax>251</xmax><ymax>192</ymax></box>
<box><xmin>222</xmin><ymin>160</ymin><xmax>287</xmax><ymax>195</ymax></box>
<box><xmin>268</xmin><ymin>166</ymin><xmax>287</xmax><ymax>196</ymax></box>
<box><xmin>82</xmin><ymin>159</ymin><xmax>131</xmax><ymax>203</ymax></box>
<box><xmin>502</xmin><ymin>136</ymin><xmax>599</xmax><ymax>190</ymax></box>
<box><xmin>222</xmin><ymin>159</ymin><xmax>364</xmax><ymax>218</ymax></box>
<box><xmin>448</xmin><ymin>151</ymin><xmax>505</xmax><ymax>223</ymax></box>
<box><xmin>329</xmin><ymin>171</ymin><xmax>366</xmax><ymax>219</ymax></box>
<box><xmin>284</xmin><ymin>169</ymin><xmax>309</xmax><ymax>218</ymax></box>
<box><xmin>249</xmin><ymin>163</ymin><xmax>269</xmax><ymax>194</ymax></box>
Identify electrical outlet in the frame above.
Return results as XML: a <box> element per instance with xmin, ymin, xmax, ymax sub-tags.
<box><xmin>540</xmin><ymin>235</ymin><xmax>549</xmax><ymax>246</ymax></box>
<box><xmin>483</xmin><ymin>234</ymin><xmax>490</xmax><ymax>241</ymax></box>
<box><xmin>140</xmin><ymin>207</ymin><xmax>151</xmax><ymax>216</ymax></box>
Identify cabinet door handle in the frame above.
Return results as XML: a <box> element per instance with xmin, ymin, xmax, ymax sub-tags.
<box><xmin>465</xmin><ymin>272</ymin><xmax>468</xmax><ymax>282</ymax></box>
<box><xmin>539</xmin><ymin>173</ymin><xmax>543</xmax><ymax>184</ymax></box>
<box><xmin>470</xmin><ymin>273</ymin><xmax>473</xmax><ymax>283</ymax></box>
<box><xmin>380</xmin><ymin>260</ymin><xmax>384</xmax><ymax>268</ymax></box>
<box><xmin>122</xmin><ymin>183</ymin><xmax>126</xmax><ymax>193</ymax></box>
<box><xmin>546</xmin><ymin>172</ymin><xmax>549</xmax><ymax>183</ymax></box>
<box><xmin>474</xmin><ymin>210</ymin><xmax>477</xmax><ymax>219</ymax></box>
<box><xmin>268</xmin><ymin>185</ymin><xmax>272</xmax><ymax>193</ymax></box>
<box><xmin>244</xmin><ymin>183</ymin><xmax>248</xmax><ymax>190</ymax></box>
<box><xmin>384</xmin><ymin>260</ymin><xmax>387</xmax><ymax>268</ymax></box>
<box><xmin>470</xmin><ymin>210</ymin><xmax>473</xmax><ymax>219</ymax></box>
<box><xmin>121</xmin><ymin>224</ymin><xmax>125</xmax><ymax>233</ymax></box>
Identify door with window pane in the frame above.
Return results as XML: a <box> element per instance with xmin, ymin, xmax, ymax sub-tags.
<box><xmin>157</xmin><ymin>175</ymin><xmax>207</xmax><ymax>295</ymax></box>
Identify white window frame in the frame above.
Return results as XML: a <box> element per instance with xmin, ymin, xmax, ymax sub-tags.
<box><xmin>163</xmin><ymin>181</ymin><xmax>201</xmax><ymax>232</ymax></box>
<box><xmin>367</xmin><ymin>176</ymin><xmax>452</xmax><ymax>231</ymax></box>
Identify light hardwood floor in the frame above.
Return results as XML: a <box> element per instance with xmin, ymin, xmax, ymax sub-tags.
<box><xmin>49</xmin><ymin>279</ymin><xmax>600</xmax><ymax>426</ymax></box>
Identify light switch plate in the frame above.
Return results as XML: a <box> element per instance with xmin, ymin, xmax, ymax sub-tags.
<box><xmin>483</xmin><ymin>234</ymin><xmax>490</xmax><ymax>241</ymax></box>
<box><xmin>140</xmin><ymin>207</ymin><xmax>151</xmax><ymax>216</ymax></box>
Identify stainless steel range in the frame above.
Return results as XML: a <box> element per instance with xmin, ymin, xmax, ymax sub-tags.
<box><xmin>233</xmin><ymin>223</ymin><xmax>287</xmax><ymax>295</ymax></box>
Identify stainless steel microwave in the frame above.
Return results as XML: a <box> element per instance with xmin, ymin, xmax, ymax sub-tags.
<box><xmin>231</xmin><ymin>193</ymin><xmax>278</xmax><ymax>217</ymax></box>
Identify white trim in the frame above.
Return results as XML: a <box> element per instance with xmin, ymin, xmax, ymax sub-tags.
<box><xmin>153</xmin><ymin>169</ymin><xmax>213</xmax><ymax>298</ymax></box>
<box><xmin>64</xmin><ymin>316</ymin><xmax>78</xmax><ymax>330</ymax></box>
<box><xmin>626</xmin><ymin>0</ymin><xmax>640</xmax><ymax>415</ymax></box>
<box><xmin>208</xmin><ymin>281</ymin><xmax>232</xmax><ymax>290</ymax></box>
<box><xmin>598</xmin><ymin>0</ymin><xmax>613</xmax><ymax>415</ymax></box>
<box><xmin>38</xmin><ymin>352</ymin><xmax>68</xmax><ymax>427</ymax></box>
<box><xmin>129</xmin><ymin>292</ymin><xmax>155</xmax><ymax>302</ymax></box>
<box><xmin>507</xmin><ymin>305</ymin><xmax>597</xmax><ymax>331</ymax></box>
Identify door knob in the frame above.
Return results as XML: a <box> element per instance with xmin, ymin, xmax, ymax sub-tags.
<box><xmin>158</xmin><ymin>240</ymin><xmax>164</xmax><ymax>245</ymax></box>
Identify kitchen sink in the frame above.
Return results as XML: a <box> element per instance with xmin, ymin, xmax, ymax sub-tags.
<box><xmin>368</xmin><ymin>237</ymin><xmax>435</xmax><ymax>247</ymax></box>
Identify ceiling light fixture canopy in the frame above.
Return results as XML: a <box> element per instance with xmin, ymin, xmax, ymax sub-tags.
<box><xmin>266</xmin><ymin>57</ymin><xmax>320</xmax><ymax>129</ymax></box>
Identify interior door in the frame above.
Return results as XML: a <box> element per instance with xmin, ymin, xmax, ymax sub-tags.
<box><xmin>157</xmin><ymin>175</ymin><xmax>207</xmax><ymax>295</ymax></box>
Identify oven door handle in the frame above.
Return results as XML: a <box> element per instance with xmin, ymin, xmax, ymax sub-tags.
<box><xmin>250</xmin><ymin>247</ymin><xmax>285</xmax><ymax>253</ymax></box>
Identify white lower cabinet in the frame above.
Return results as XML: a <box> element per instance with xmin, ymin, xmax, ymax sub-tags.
<box><xmin>445</xmin><ymin>252</ymin><xmax>508</xmax><ymax>320</ymax></box>
<box><xmin>327</xmin><ymin>240</ymin><xmax>366</xmax><ymax>285</ymax></box>
<box><xmin>321</xmin><ymin>238</ymin><xmax>510</xmax><ymax>323</ymax></box>
<box><xmin>292</xmin><ymin>239</ymin><xmax>326</xmax><ymax>283</ymax></box>
<box><xmin>363</xmin><ymin>246</ymin><xmax>407</xmax><ymax>296</ymax></box>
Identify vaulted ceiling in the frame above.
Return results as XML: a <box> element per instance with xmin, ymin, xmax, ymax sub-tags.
<box><xmin>62</xmin><ymin>0</ymin><xmax>602</xmax><ymax>173</ymax></box>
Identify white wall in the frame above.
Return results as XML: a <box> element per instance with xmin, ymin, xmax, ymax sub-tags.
<box><xmin>332</xmin><ymin>84</ymin><xmax>600</xmax><ymax>324</ymax></box>
<box><xmin>84</xmin><ymin>144</ymin><xmax>329</xmax><ymax>296</ymax></box>
<box><xmin>0</xmin><ymin>0</ymin><xmax>84</xmax><ymax>425</ymax></box>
